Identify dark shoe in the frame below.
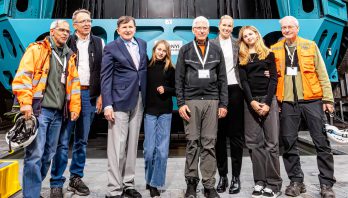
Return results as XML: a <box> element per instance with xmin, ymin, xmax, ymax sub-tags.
<box><xmin>203</xmin><ymin>188</ymin><xmax>220</xmax><ymax>198</ymax></box>
<box><xmin>216</xmin><ymin>176</ymin><xmax>228</xmax><ymax>193</ymax></box>
<box><xmin>320</xmin><ymin>184</ymin><xmax>335</xmax><ymax>198</ymax></box>
<box><xmin>251</xmin><ymin>184</ymin><xmax>264</xmax><ymax>198</ymax></box>
<box><xmin>185</xmin><ymin>177</ymin><xmax>199</xmax><ymax>198</ymax></box>
<box><xmin>68</xmin><ymin>176</ymin><xmax>90</xmax><ymax>196</ymax></box>
<box><xmin>262</xmin><ymin>187</ymin><xmax>281</xmax><ymax>198</ymax></box>
<box><xmin>50</xmin><ymin>187</ymin><xmax>63</xmax><ymax>198</ymax></box>
<box><xmin>123</xmin><ymin>189</ymin><xmax>142</xmax><ymax>198</ymax></box>
<box><xmin>229</xmin><ymin>176</ymin><xmax>240</xmax><ymax>194</ymax></box>
<box><xmin>285</xmin><ymin>181</ymin><xmax>306</xmax><ymax>197</ymax></box>
<box><xmin>148</xmin><ymin>185</ymin><xmax>160</xmax><ymax>197</ymax></box>
<box><xmin>146</xmin><ymin>184</ymin><xmax>150</xmax><ymax>190</ymax></box>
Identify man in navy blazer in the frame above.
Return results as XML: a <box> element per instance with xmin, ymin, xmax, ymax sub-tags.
<box><xmin>101</xmin><ymin>16</ymin><xmax>147</xmax><ymax>198</ymax></box>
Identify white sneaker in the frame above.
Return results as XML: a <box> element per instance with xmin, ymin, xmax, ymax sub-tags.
<box><xmin>262</xmin><ymin>187</ymin><xmax>281</xmax><ymax>198</ymax></box>
<box><xmin>252</xmin><ymin>185</ymin><xmax>264</xmax><ymax>198</ymax></box>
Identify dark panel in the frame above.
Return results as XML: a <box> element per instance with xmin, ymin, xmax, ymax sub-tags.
<box><xmin>103</xmin><ymin>0</ymin><xmax>126</xmax><ymax>19</ymax></box>
<box><xmin>174</xmin><ymin>0</ymin><xmax>181</xmax><ymax>18</ymax></box>
<box><xmin>187</xmin><ymin>0</ymin><xmax>195</xmax><ymax>18</ymax></box>
<box><xmin>147</xmin><ymin>0</ymin><xmax>174</xmax><ymax>18</ymax></box>
<box><xmin>195</xmin><ymin>0</ymin><xmax>218</xmax><ymax>19</ymax></box>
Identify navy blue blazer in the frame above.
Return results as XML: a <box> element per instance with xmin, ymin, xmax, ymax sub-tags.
<box><xmin>101</xmin><ymin>37</ymin><xmax>147</xmax><ymax>111</ymax></box>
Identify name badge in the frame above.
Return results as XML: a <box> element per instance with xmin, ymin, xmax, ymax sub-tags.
<box><xmin>286</xmin><ymin>67</ymin><xmax>298</xmax><ymax>76</ymax></box>
<box><xmin>61</xmin><ymin>73</ymin><xmax>66</xmax><ymax>84</ymax></box>
<box><xmin>198</xmin><ymin>69</ymin><xmax>210</xmax><ymax>79</ymax></box>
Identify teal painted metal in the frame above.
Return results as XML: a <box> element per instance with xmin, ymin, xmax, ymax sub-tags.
<box><xmin>321</xmin><ymin>0</ymin><xmax>348</xmax><ymax>22</ymax></box>
<box><xmin>0</xmin><ymin>0</ymin><xmax>10</xmax><ymax>17</ymax></box>
<box><xmin>0</xmin><ymin>19</ymin><xmax>25</xmax><ymax>91</ymax></box>
<box><xmin>8</xmin><ymin>0</ymin><xmax>55</xmax><ymax>18</ymax></box>
<box><xmin>276</xmin><ymin>0</ymin><xmax>321</xmax><ymax>18</ymax></box>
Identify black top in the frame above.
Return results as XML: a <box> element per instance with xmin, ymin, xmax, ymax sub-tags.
<box><xmin>238</xmin><ymin>52</ymin><xmax>277</xmax><ymax>106</ymax></box>
<box><xmin>145</xmin><ymin>60</ymin><xmax>175</xmax><ymax>115</ymax></box>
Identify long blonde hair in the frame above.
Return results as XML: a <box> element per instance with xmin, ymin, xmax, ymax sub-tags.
<box><xmin>238</xmin><ymin>26</ymin><xmax>270</xmax><ymax>65</ymax></box>
<box><xmin>149</xmin><ymin>40</ymin><xmax>173</xmax><ymax>71</ymax></box>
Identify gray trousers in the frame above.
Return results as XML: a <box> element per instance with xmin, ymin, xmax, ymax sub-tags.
<box><xmin>184</xmin><ymin>100</ymin><xmax>219</xmax><ymax>189</ymax></box>
<box><xmin>244</xmin><ymin>96</ymin><xmax>282</xmax><ymax>192</ymax></box>
<box><xmin>107</xmin><ymin>95</ymin><xmax>144</xmax><ymax>196</ymax></box>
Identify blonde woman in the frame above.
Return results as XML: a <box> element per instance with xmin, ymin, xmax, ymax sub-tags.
<box><xmin>237</xmin><ymin>26</ymin><xmax>282</xmax><ymax>198</ymax></box>
<box><xmin>143</xmin><ymin>40</ymin><xmax>175</xmax><ymax>197</ymax></box>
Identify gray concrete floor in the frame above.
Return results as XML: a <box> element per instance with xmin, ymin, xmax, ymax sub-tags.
<box><xmin>8</xmin><ymin>155</ymin><xmax>348</xmax><ymax>198</ymax></box>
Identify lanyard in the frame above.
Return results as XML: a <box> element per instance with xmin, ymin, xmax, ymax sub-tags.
<box><xmin>193</xmin><ymin>41</ymin><xmax>210</xmax><ymax>69</ymax></box>
<box><xmin>285</xmin><ymin>44</ymin><xmax>296</xmax><ymax>67</ymax></box>
<box><xmin>52</xmin><ymin>50</ymin><xmax>67</xmax><ymax>72</ymax></box>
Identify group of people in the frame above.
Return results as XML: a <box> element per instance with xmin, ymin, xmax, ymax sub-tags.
<box><xmin>12</xmin><ymin>8</ymin><xmax>336</xmax><ymax>198</ymax></box>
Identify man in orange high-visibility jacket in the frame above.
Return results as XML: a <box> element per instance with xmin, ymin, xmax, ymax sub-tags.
<box><xmin>12</xmin><ymin>19</ymin><xmax>81</xmax><ymax>198</ymax></box>
<box><xmin>271</xmin><ymin>16</ymin><xmax>335</xmax><ymax>198</ymax></box>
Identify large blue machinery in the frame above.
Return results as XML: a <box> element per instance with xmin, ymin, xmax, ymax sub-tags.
<box><xmin>0</xmin><ymin>0</ymin><xmax>347</xmax><ymax>111</ymax></box>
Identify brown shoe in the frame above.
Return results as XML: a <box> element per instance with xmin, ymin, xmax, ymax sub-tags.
<box><xmin>285</xmin><ymin>181</ymin><xmax>306</xmax><ymax>197</ymax></box>
<box><xmin>320</xmin><ymin>184</ymin><xmax>335</xmax><ymax>198</ymax></box>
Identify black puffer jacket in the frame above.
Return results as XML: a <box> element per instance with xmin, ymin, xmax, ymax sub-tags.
<box><xmin>175</xmin><ymin>40</ymin><xmax>228</xmax><ymax>108</ymax></box>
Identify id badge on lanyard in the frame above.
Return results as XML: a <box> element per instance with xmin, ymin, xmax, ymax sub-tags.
<box><xmin>285</xmin><ymin>45</ymin><xmax>297</xmax><ymax>76</ymax></box>
<box><xmin>286</xmin><ymin>67</ymin><xmax>298</xmax><ymax>76</ymax></box>
<box><xmin>52</xmin><ymin>50</ymin><xmax>67</xmax><ymax>84</ymax></box>
<box><xmin>198</xmin><ymin>69</ymin><xmax>210</xmax><ymax>78</ymax></box>
<box><xmin>193</xmin><ymin>41</ymin><xmax>211</xmax><ymax>79</ymax></box>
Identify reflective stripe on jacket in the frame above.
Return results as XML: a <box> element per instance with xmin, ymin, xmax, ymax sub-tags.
<box><xmin>12</xmin><ymin>38</ymin><xmax>81</xmax><ymax>114</ymax></box>
<box><xmin>271</xmin><ymin>37</ymin><xmax>324</xmax><ymax>102</ymax></box>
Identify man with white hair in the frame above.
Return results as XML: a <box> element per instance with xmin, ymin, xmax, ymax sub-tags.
<box><xmin>50</xmin><ymin>9</ymin><xmax>104</xmax><ymax>198</ymax></box>
<box><xmin>271</xmin><ymin>16</ymin><xmax>336</xmax><ymax>198</ymax></box>
<box><xmin>175</xmin><ymin>16</ymin><xmax>228</xmax><ymax>198</ymax></box>
<box><xmin>12</xmin><ymin>19</ymin><xmax>80</xmax><ymax>198</ymax></box>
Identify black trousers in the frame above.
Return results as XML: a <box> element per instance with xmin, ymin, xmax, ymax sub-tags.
<box><xmin>216</xmin><ymin>85</ymin><xmax>244</xmax><ymax>177</ymax></box>
<box><xmin>281</xmin><ymin>101</ymin><xmax>336</xmax><ymax>186</ymax></box>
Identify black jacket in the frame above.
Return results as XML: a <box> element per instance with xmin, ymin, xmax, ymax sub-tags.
<box><xmin>175</xmin><ymin>40</ymin><xmax>228</xmax><ymax>108</ymax></box>
<box><xmin>68</xmin><ymin>33</ymin><xmax>103</xmax><ymax>99</ymax></box>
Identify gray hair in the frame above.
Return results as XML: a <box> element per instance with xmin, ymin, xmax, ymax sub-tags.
<box><xmin>279</xmin><ymin>16</ymin><xmax>299</xmax><ymax>27</ymax></box>
<box><xmin>192</xmin><ymin>16</ymin><xmax>210</xmax><ymax>28</ymax></box>
<box><xmin>72</xmin><ymin>9</ymin><xmax>91</xmax><ymax>22</ymax></box>
<box><xmin>50</xmin><ymin>19</ymin><xmax>68</xmax><ymax>29</ymax></box>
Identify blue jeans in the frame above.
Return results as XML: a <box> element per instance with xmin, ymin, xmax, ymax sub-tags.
<box><xmin>23</xmin><ymin>107</ymin><xmax>62</xmax><ymax>198</ymax></box>
<box><xmin>50</xmin><ymin>90</ymin><xmax>96</xmax><ymax>188</ymax></box>
<box><xmin>143</xmin><ymin>113</ymin><xmax>172</xmax><ymax>188</ymax></box>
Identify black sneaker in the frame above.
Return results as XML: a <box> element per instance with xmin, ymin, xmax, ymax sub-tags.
<box><xmin>251</xmin><ymin>184</ymin><xmax>264</xmax><ymax>198</ymax></box>
<box><xmin>67</xmin><ymin>176</ymin><xmax>90</xmax><ymax>196</ymax></box>
<box><xmin>124</xmin><ymin>188</ymin><xmax>142</xmax><ymax>198</ymax></box>
<box><xmin>262</xmin><ymin>187</ymin><xmax>281</xmax><ymax>198</ymax></box>
<box><xmin>203</xmin><ymin>188</ymin><xmax>220</xmax><ymax>198</ymax></box>
<box><xmin>285</xmin><ymin>181</ymin><xmax>306</xmax><ymax>197</ymax></box>
<box><xmin>50</xmin><ymin>187</ymin><xmax>63</xmax><ymax>198</ymax></box>
<box><xmin>148</xmin><ymin>185</ymin><xmax>160</xmax><ymax>197</ymax></box>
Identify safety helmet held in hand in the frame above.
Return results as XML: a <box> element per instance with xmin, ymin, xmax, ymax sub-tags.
<box><xmin>5</xmin><ymin>113</ymin><xmax>38</xmax><ymax>151</ymax></box>
<box><xmin>324</xmin><ymin>124</ymin><xmax>348</xmax><ymax>144</ymax></box>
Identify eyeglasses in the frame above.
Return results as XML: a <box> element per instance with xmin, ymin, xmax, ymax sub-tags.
<box><xmin>55</xmin><ymin>28</ymin><xmax>70</xmax><ymax>34</ymax></box>
<box><xmin>74</xmin><ymin>19</ymin><xmax>93</xmax><ymax>24</ymax></box>
<box><xmin>281</xmin><ymin>25</ymin><xmax>297</xmax><ymax>30</ymax></box>
<box><xmin>194</xmin><ymin>26</ymin><xmax>208</xmax><ymax>31</ymax></box>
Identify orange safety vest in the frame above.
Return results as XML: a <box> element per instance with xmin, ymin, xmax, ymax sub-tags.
<box><xmin>12</xmin><ymin>38</ymin><xmax>81</xmax><ymax>114</ymax></box>
<box><xmin>271</xmin><ymin>36</ymin><xmax>323</xmax><ymax>102</ymax></box>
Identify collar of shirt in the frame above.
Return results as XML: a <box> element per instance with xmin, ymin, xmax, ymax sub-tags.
<box><xmin>120</xmin><ymin>37</ymin><xmax>138</xmax><ymax>47</ymax></box>
<box><xmin>76</xmin><ymin>33</ymin><xmax>90</xmax><ymax>42</ymax></box>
